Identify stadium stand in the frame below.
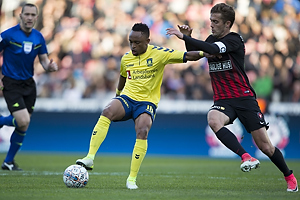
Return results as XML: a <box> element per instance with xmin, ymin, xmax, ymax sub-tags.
<box><xmin>0</xmin><ymin>0</ymin><xmax>299</xmax><ymax>103</ymax></box>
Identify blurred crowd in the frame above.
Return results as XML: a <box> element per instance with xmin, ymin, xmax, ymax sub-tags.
<box><xmin>0</xmin><ymin>0</ymin><xmax>300</xmax><ymax>103</ymax></box>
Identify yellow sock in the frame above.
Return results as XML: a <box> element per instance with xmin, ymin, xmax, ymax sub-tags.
<box><xmin>87</xmin><ymin>115</ymin><xmax>111</xmax><ymax>157</ymax></box>
<box><xmin>129</xmin><ymin>139</ymin><xmax>147</xmax><ymax>178</ymax></box>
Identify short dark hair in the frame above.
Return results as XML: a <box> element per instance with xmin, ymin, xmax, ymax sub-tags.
<box><xmin>21</xmin><ymin>3</ymin><xmax>38</xmax><ymax>14</ymax></box>
<box><xmin>211</xmin><ymin>3</ymin><xmax>235</xmax><ymax>28</ymax></box>
<box><xmin>132</xmin><ymin>23</ymin><xmax>150</xmax><ymax>38</ymax></box>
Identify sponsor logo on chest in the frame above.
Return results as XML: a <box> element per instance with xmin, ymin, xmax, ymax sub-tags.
<box><xmin>209</xmin><ymin>60</ymin><xmax>232</xmax><ymax>72</ymax></box>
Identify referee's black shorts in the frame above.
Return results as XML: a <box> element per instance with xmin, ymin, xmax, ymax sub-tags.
<box><xmin>209</xmin><ymin>96</ymin><xmax>269</xmax><ymax>133</ymax></box>
<box><xmin>2</xmin><ymin>76</ymin><xmax>36</xmax><ymax>114</ymax></box>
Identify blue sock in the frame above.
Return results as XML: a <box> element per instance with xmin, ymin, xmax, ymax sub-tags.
<box><xmin>4</xmin><ymin>129</ymin><xmax>26</xmax><ymax>163</ymax></box>
<box><xmin>0</xmin><ymin>115</ymin><xmax>16</xmax><ymax>127</ymax></box>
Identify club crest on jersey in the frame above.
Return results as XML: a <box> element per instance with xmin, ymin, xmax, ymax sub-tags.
<box><xmin>257</xmin><ymin>112</ymin><xmax>266</xmax><ymax>125</ymax></box>
<box><xmin>257</xmin><ymin>112</ymin><xmax>263</xmax><ymax>119</ymax></box>
<box><xmin>23</xmin><ymin>42</ymin><xmax>32</xmax><ymax>54</ymax></box>
<box><xmin>146</xmin><ymin>58</ymin><xmax>153</xmax><ymax>67</ymax></box>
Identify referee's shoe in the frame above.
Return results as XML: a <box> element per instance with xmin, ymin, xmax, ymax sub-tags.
<box><xmin>1</xmin><ymin>160</ymin><xmax>22</xmax><ymax>171</ymax></box>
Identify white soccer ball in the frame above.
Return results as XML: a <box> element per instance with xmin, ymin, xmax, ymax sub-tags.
<box><xmin>63</xmin><ymin>164</ymin><xmax>89</xmax><ymax>188</ymax></box>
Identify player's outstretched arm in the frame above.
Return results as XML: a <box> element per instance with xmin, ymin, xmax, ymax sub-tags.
<box><xmin>166</xmin><ymin>28</ymin><xmax>184</xmax><ymax>39</ymax></box>
<box><xmin>177</xmin><ymin>25</ymin><xmax>193</xmax><ymax>37</ymax></box>
<box><xmin>167</xmin><ymin>25</ymin><xmax>220</xmax><ymax>54</ymax></box>
<box><xmin>186</xmin><ymin>51</ymin><xmax>204</xmax><ymax>61</ymax></box>
<box><xmin>166</xmin><ymin>24</ymin><xmax>193</xmax><ymax>39</ymax></box>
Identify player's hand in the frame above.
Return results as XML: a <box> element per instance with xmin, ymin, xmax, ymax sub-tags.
<box><xmin>47</xmin><ymin>59</ymin><xmax>58</xmax><ymax>72</ymax></box>
<box><xmin>177</xmin><ymin>25</ymin><xmax>193</xmax><ymax>36</ymax></box>
<box><xmin>166</xmin><ymin>27</ymin><xmax>184</xmax><ymax>39</ymax></box>
<box><xmin>204</xmin><ymin>52</ymin><xmax>222</xmax><ymax>59</ymax></box>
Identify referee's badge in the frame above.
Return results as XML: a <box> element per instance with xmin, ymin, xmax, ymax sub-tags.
<box><xmin>23</xmin><ymin>42</ymin><xmax>33</xmax><ymax>54</ymax></box>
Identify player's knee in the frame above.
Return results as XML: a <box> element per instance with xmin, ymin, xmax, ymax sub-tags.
<box><xmin>15</xmin><ymin>117</ymin><xmax>30</xmax><ymax>130</ymax></box>
<box><xmin>208</xmin><ymin>119</ymin><xmax>220</xmax><ymax>133</ymax></box>
<box><xmin>136</xmin><ymin>128</ymin><xmax>148</xmax><ymax>139</ymax></box>
<box><xmin>101</xmin><ymin>108</ymin><xmax>113</xmax><ymax>120</ymax></box>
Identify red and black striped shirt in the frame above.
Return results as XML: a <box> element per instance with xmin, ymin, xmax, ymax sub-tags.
<box><xmin>183</xmin><ymin>32</ymin><xmax>256</xmax><ymax>101</ymax></box>
<box><xmin>205</xmin><ymin>33</ymin><xmax>255</xmax><ymax>101</ymax></box>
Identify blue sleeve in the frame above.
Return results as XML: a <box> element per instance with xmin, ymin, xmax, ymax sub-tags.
<box><xmin>0</xmin><ymin>32</ymin><xmax>9</xmax><ymax>52</ymax></box>
<box><xmin>38</xmin><ymin>32</ymin><xmax>48</xmax><ymax>55</ymax></box>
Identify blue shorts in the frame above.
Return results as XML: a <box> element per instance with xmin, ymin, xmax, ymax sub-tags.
<box><xmin>114</xmin><ymin>95</ymin><xmax>157</xmax><ymax>122</ymax></box>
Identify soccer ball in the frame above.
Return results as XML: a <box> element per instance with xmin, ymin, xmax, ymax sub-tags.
<box><xmin>63</xmin><ymin>164</ymin><xmax>89</xmax><ymax>188</ymax></box>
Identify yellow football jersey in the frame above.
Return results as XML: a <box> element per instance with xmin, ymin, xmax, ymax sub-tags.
<box><xmin>120</xmin><ymin>44</ymin><xmax>186</xmax><ymax>106</ymax></box>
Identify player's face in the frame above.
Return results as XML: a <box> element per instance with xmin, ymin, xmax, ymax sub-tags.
<box><xmin>129</xmin><ymin>31</ymin><xmax>150</xmax><ymax>56</ymax></box>
<box><xmin>210</xmin><ymin>13</ymin><xmax>229</xmax><ymax>39</ymax></box>
<box><xmin>19</xmin><ymin>6</ymin><xmax>38</xmax><ymax>32</ymax></box>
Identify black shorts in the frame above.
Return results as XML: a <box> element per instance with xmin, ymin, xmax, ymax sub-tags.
<box><xmin>2</xmin><ymin>76</ymin><xmax>36</xmax><ymax>114</ymax></box>
<box><xmin>209</xmin><ymin>96</ymin><xmax>269</xmax><ymax>133</ymax></box>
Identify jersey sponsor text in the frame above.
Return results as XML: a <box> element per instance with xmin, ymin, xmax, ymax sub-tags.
<box><xmin>209</xmin><ymin>60</ymin><xmax>232</xmax><ymax>72</ymax></box>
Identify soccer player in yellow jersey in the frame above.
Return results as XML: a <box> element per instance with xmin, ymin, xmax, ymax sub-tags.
<box><xmin>76</xmin><ymin>23</ymin><xmax>204</xmax><ymax>189</ymax></box>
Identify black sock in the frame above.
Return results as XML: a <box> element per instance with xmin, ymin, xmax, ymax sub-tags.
<box><xmin>215</xmin><ymin>127</ymin><xmax>247</xmax><ymax>157</ymax></box>
<box><xmin>269</xmin><ymin>147</ymin><xmax>292</xmax><ymax>177</ymax></box>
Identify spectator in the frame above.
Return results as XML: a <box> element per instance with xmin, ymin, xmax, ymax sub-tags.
<box><xmin>0</xmin><ymin>0</ymin><xmax>299</xmax><ymax>102</ymax></box>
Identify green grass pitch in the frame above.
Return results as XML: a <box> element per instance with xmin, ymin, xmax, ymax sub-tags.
<box><xmin>0</xmin><ymin>153</ymin><xmax>299</xmax><ymax>200</ymax></box>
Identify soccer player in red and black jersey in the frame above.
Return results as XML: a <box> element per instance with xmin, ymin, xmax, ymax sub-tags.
<box><xmin>166</xmin><ymin>3</ymin><xmax>298</xmax><ymax>192</ymax></box>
